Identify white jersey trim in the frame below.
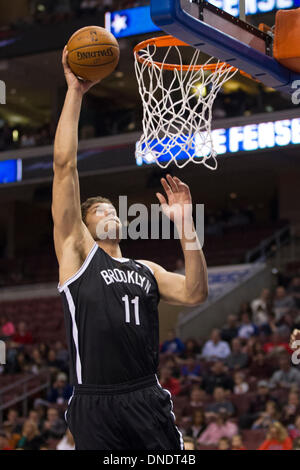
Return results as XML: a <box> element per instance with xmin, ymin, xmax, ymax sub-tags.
<box><xmin>155</xmin><ymin>374</ymin><xmax>185</xmax><ymax>450</ymax></box>
<box><xmin>65</xmin><ymin>288</ymin><xmax>82</xmax><ymax>384</ymax></box>
<box><xmin>64</xmin><ymin>387</ymin><xmax>75</xmax><ymax>423</ymax></box>
<box><xmin>110</xmin><ymin>256</ymin><xmax>130</xmax><ymax>263</ymax></box>
<box><xmin>136</xmin><ymin>260</ymin><xmax>155</xmax><ymax>276</ymax></box>
<box><xmin>57</xmin><ymin>242</ymin><xmax>98</xmax><ymax>293</ymax></box>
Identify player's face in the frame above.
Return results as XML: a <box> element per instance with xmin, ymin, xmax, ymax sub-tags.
<box><xmin>86</xmin><ymin>203</ymin><xmax>122</xmax><ymax>241</ymax></box>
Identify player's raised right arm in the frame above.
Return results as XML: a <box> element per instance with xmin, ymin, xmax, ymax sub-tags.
<box><xmin>52</xmin><ymin>47</ymin><xmax>100</xmax><ymax>264</ymax></box>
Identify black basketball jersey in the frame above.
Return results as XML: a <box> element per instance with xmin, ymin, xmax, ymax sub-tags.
<box><xmin>58</xmin><ymin>243</ymin><xmax>160</xmax><ymax>385</ymax></box>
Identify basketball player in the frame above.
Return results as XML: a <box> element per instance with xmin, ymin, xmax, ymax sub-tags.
<box><xmin>51</xmin><ymin>47</ymin><xmax>208</xmax><ymax>450</ymax></box>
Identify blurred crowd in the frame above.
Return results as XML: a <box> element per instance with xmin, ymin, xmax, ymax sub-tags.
<box><xmin>204</xmin><ymin>206</ymin><xmax>256</xmax><ymax>237</ymax></box>
<box><xmin>0</xmin><ymin>86</ymin><xmax>295</xmax><ymax>153</ymax></box>
<box><xmin>0</xmin><ymin>109</ymin><xmax>139</xmax><ymax>151</ymax></box>
<box><xmin>0</xmin><ymin>0</ymin><xmax>297</xmax><ymax>154</ymax></box>
<box><xmin>1</xmin><ymin>270</ymin><xmax>300</xmax><ymax>449</ymax></box>
<box><xmin>9</xmin><ymin>0</ymin><xmax>148</xmax><ymax>29</ymax></box>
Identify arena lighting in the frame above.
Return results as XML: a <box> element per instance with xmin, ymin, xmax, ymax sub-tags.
<box><xmin>136</xmin><ymin>117</ymin><xmax>300</xmax><ymax>165</ymax></box>
<box><xmin>106</xmin><ymin>0</ymin><xmax>297</xmax><ymax>38</ymax></box>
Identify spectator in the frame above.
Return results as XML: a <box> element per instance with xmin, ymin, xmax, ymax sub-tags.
<box><xmin>16</xmin><ymin>420</ymin><xmax>45</xmax><ymax>450</ymax></box>
<box><xmin>198</xmin><ymin>411</ymin><xmax>238</xmax><ymax>446</ymax></box>
<box><xmin>258</xmin><ymin>422</ymin><xmax>292</xmax><ymax>450</ymax></box>
<box><xmin>3</xmin><ymin>425</ymin><xmax>20</xmax><ymax>450</ymax></box>
<box><xmin>185</xmin><ymin>409</ymin><xmax>207</xmax><ymax>440</ymax></box>
<box><xmin>182</xmin><ymin>436</ymin><xmax>196</xmax><ymax>450</ymax></box>
<box><xmin>288</xmin><ymin>276</ymin><xmax>300</xmax><ymax>309</ymax></box>
<box><xmin>233</xmin><ymin>371</ymin><xmax>249</xmax><ymax>395</ymax></box>
<box><xmin>251</xmin><ymin>288</ymin><xmax>270</xmax><ymax>326</ymax></box>
<box><xmin>225</xmin><ymin>337</ymin><xmax>248</xmax><ymax>370</ymax></box>
<box><xmin>3</xmin><ymin>409</ymin><xmax>22</xmax><ymax>434</ymax></box>
<box><xmin>242</xmin><ymin>336</ymin><xmax>262</xmax><ymax>356</ymax></box>
<box><xmin>276</xmin><ymin>312</ymin><xmax>294</xmax><ymax>337</ymax></box>
<box><xmin>288</xmin><ymin>415</ymin><xmax>300</xmax><ymax>440</ymax></box>
<box><xmin>238</xmin><ymin>301</ymin><xmax>252</xmax><ymax>317</ymax></box>
<box><xmin>42</xmin><ymin>407</ymin><xmax>66</xmax><ymax>440</ymax></box>
<box><xmin>248</xmin><ymin>351</ymin><xmax>274</xmax><ymax>379</ymax></box>
<box><xmin>27</xmin><ymin>410</ymin><xmax>42</xmax><ymax>432</ymax></box>
<box><xmin>180</xmin><ymin>358</ymin><xmax>202</xmax><ymax>384</ymax></box>
<box><xmin>252</xmin><ymin>400</ymin><xmax>280</xmax><ymax>430</ymax></box>
<box><xmin>205</xmin><ymin>387</ymin><xmax>235</xmax><ymax>416</ymax></box>
<box><xmin>0</xmin><ymin>431</ymin><xmax>13</xmax><ymax>450</ymax></box>
<box><xmin>203</xmin><ymin>361</ymin><xmax>234</xmax><ymax>395</ymax></box>
<box><xmin>38</xmin><ymin>343</ymin><xmax>49</xmax><ymax>359</ymax></box>
<box><xmin>263</xmin><ymin>332</ymin><xmax>292</xmax><ymax>356</ymax></box>
<box><xmin>54</xmin><ymin>341</ymin><xmax>69</xmax><ymax>365</ymax></box>
<box><xmin>281</xmin><ymin>391</ymin><xmax>300</xmax><ymax>426</ymax></box>
<box><xmin>221</xmin><ymin>315</ymin><xmax>239</xmax><ymax>344</ymax></box>
<box><xmin>259</xmin><ymin>312</ymin><xmax>277</xmax><ymax>337</ymax></box>
<box><xmin>160</xmin><ymin>329</ymin><xmax>185</xmax><ymax>354</ymax></box>
<box><xmin>56</xmin><ymin>429</ymin><xmax>75</xmax><ymax>450</ymax></box>
<box><xmin>202</xmin><ymin>329</ymin><xmax>231</xmax><ymax>361</ymax></box>
<box><xmin>158</xmin><ymin>367</ymin><xmax>181</xmax><ymax>396</ymax></box>
<box><xmin>273</xmin><ymin>286</ymin><xmax>296</xmax><ymax>322</ymax></box>
<box><xmin>30</xmin><ymin>348</ymin><xmax>46</xmax><ymax>374</ymax></box>
<box><xmin>11</xmin><ymin>351</ymin><xmax>30</xmax><ymax>374</ymax></box>
<box><xmin>269</xmin><ymin>354</ymin><xmax>300</xmax><ymax>389</ymax></box>
<box><xmin>46</xmin><ymin>349</ymin><xmax>64</xmax><ymax>373</ymax></box>
<box><xmin>163</xmin><ymin>356</ymin><xmax>181</xmax><ymax>379</ymax></box>
<box><xmin>237</xmin><ymin>313</ymin><xmax>258</xmax><ymax>339</ymax></box>
<box><xmin>12</xmin><ymin>321</ymin><xmax>33</xmax><ymax>345</ymax></box>
<box><xmin>218</xmin><ymin>436</ymin><xmax>230</xmax><ymax>450</ymax></box>
<box><xmin>239</xmin><ymin>380</ymin><xmax>276</xmax><ymax>429</ymax></box>
<box><xmin>293</xmin><ymin>436</ymin><xmax>300</xmax><ymax>450</ymax></box>
<box><xmin>178</xmin><ymin>338</ymin><xmax>201</xmax><ymax>361</ymax></box>
<box><xmin>181</xmin><ymin>386</ymin><xmax>208</xmax><ymax>417</ymax></box>
<box><xmin>0</xmin><ymin>315</ymin><xmax>15</xmax><ymax>340</ymax></box>
<box><xmin>231</xmin><ymin>434</ymin><xmax>246</xmax><ymax>450</ymax></box>
<box><xmin>33</xmin><ymin>402</ymin><xmax>47</xmax><ymax>428</ymax></box>
<box><xmin>47</xmin><ymin>372</ymin><xmax>73</xmax><ymax>404</ymax></box>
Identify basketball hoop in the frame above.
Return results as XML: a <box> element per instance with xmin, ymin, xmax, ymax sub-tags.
<box><xmin>134</xmin><ymin>36</ymin><xmax>238</xmax><ymax>169</ymax></box>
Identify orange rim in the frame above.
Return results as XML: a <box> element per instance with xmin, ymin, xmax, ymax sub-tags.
<box><xmin>134</xmin><ymin>35</ymin><xmax>238</xmax><ymax>73</ymax></box>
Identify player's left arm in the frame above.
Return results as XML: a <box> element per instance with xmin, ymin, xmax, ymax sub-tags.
<box><xmin>140</xmin><ymin>175</ymin><xmax>208</xmax><ymax>307</ymax></box>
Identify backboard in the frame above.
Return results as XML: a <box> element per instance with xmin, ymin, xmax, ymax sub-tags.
<box><xmin>150</xmin><ymin>0</ymin><xmax>300</xmax><ymax>94</ymax></box>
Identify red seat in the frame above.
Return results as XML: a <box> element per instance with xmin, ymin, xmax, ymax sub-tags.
<box><xmin>242</xmin><ymin>429</ymin><xmax>266</xmax><ymax>450</ymax></box>
<box><xmin>230</xmin><ymin>393</ymin><xmax>254</xmax><ymax>415</ymax></box>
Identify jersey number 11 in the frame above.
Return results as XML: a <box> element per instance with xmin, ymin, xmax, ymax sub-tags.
<box><xmin>122</xmin><ymin>295</ymin><xmax>140</xmax><ymax>326</ymax></box>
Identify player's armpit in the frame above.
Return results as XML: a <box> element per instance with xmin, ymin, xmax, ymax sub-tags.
<box><xmin>52</xmin><ymin>163</ymin><xmax>93</xmax><ymax>263</ymax></box>
<box><xmin>138</xmin><ymin>260</ymin><xmax>206</xmax><ymax>307</ymax></box>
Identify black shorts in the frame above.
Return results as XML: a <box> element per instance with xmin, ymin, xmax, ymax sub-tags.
<box><xmin>65</xmin><ymin>374</ymin><xmax>184</xmax><ymax>450</ymax></box>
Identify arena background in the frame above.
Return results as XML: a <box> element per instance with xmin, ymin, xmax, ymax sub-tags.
<box><xmin>0</xmin><ymin>0</ymin><xmax>300</xmax><ymax>451</ymax></box>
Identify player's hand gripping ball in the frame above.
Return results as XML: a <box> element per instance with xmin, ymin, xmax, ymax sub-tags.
<box><xmin>67</xmin><ymin>26</ymin><xmax>120</xmax><ymax>81</ymax></box>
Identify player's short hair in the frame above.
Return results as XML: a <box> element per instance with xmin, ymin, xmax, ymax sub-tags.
<box><xmin>81</xmin><ymin>196</ymin><xmax>113</xmax><ymax>224</ymax></box>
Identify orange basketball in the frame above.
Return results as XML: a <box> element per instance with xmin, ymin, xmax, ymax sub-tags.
<box><xmin>67</xmin><ymin>26</ymin><xmax>120</xmax><ymax>82</ymax></box>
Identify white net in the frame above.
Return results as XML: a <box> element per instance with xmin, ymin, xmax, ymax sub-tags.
<box><xmin>134</xmin><ymin>40</ymin><xmax>238</xmax><ymax>169</ymax></box>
